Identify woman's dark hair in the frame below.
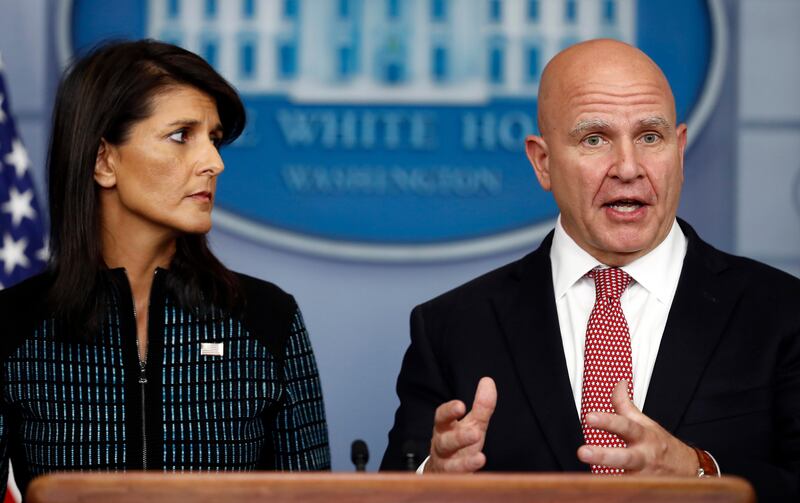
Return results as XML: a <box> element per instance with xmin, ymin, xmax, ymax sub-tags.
<box><xmin>47</xmin><ymin>39</ymin><xmax>246</xmax><ymax>336</ymax></box>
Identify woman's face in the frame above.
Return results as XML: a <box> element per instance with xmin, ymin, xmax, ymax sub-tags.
<box><xmin>96</xmin><ymin>85</ymin><xmax>225</xmax><ymax>238</ymax></box>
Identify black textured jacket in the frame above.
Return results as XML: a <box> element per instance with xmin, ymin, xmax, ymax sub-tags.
<box><xmin>0</xmin><ymin>268</ymin><xmax>330</xmax><ymax>498</ymax></box>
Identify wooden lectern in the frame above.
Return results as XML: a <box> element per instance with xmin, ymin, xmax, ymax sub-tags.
<box><xmin>25</xmin><ymin>472</ymin><xmax>755</xmax><ymax>503</ymax></box>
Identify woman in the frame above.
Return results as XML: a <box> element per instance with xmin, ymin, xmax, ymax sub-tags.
<box><xmin>0</xmin><ymin>40</ymin><xmax>330</xmax><ymax>497</ymax></box>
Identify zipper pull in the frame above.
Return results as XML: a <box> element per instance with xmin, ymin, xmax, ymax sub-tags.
<box><xmin>138</xmin><ymin>365</ymin><xmax>147</xmax><ymax>384</ymax></box>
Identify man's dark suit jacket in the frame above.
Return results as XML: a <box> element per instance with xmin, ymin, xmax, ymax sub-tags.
<box><xmin>380</xmin><ymin>220</ymin><xmax>800</xmax><ymax>503</ymax></box>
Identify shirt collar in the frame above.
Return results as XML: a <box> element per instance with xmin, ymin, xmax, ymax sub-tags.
<box><xmin>550</xmin><ymin>217</ymin><xmax>687</xmax><ymax>303</ymax></box>
<box><xmin>550</xmin><ymin>216</ymin><xmax>600</xmax><ymax>299</ymax></box>
<box><xmin>622</xmin><ymin>220</ymin><xmax>687</xmax><ymax>303</ymax></box>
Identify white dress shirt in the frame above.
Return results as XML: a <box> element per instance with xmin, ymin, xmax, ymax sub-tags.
<box><xmin>550</xmin><ymin>216</ymin><xmax>688</xmax><ymax>413</ymax></box>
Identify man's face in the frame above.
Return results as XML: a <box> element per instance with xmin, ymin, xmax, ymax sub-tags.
<box><xmin>527</xmin><ymin>48</ymin><xmax>687</xmax><ymax>266</ymax></box>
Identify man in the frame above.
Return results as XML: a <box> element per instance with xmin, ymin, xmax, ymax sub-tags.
<box><xmin>380</xmin><ymin>39</ymin><xmax>800</xmax><ymax>503</ymax></box>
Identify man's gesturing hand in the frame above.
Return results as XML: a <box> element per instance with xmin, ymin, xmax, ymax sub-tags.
<box><xmin>424</xmin><ymin>377</ymin><xmax>497</xmax><ymax>473</ymax></box>
<box><xmin>577</xmin><ymin>380</ymin><xmax>698</xmax><ymax>475</ymax></box>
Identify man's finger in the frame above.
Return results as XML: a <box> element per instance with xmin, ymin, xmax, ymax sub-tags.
<box><xmin>433</xmin><ymin>400</ymin><xmax>467</xmax><ymax>432</ymax></box>
<box><xmin>611</xmin><ymin>380</ymin><xmax>639</xmax><ymax>417</ymax></box>
<box><xmin>466</xmin><ymin>377</ymin><xmax>497</xmax><ymax>427</ymax></box>
<box><xmin>441</xmin><ymin>451</ymin><xmax>487</xmax><ymax>473</ymax></box>
<box><xmin>433</xmin><ymin>424</ymin><xmax>483</xmax><ymax>457</ymax></box>
<box><xmin>577</xmin><ymin>445</ymin><xmax>645</xmax><ymax>471</ymax></box>
<box><xmin>585</xmin><ymin>410</ymin><xmax>645</xmax><ymax>442</ymax></box>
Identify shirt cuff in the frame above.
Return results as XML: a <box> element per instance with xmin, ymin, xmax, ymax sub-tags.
<box><xmin>416</xmin><ymin>455</ymin><xmax>431</xmax><ymax>474</ymax></box>
<box><xmin>705</xmin><ymin>450</ymin><xmax>722</xmax><ymax>477</ymax></box>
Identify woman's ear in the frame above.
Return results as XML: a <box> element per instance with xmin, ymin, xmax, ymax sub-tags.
<box><xmin>93</xmin><ymin>139</ymin><xmax>117</xmax><ymax>188</ymax></box>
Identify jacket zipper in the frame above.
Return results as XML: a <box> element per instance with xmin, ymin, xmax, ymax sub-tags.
<box><xmin>128</xmin><ymin>269</ymin><xmax>157</xmax><ymax>471</ymax></box>
<box><xmin>136</xmin><ymin>344</ymin><xmax>147</xmax><ymax>470</ymax></box>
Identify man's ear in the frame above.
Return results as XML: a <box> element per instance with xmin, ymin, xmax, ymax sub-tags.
<box><xmin>94</xmin><ymin>139</ymin><xmax>117</xmax><ymax>188</ymax></box>
<box><xmin>525</xmin><ymin>134</ymin><xmax>552</xmax><ymax>191</ymax></box>
<box><xmin>676</xmin><ymin>123</ymin><xmax>688</xmax><ymax>179</ymax></box>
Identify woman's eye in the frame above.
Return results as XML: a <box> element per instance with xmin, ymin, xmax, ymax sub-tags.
<box><xmin>169</xmin><ymin>130</ymin><xmax>188</xmax><ymax>143</ymax></box>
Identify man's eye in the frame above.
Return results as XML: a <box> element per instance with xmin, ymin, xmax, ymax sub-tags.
<box><xmin>641</xmin><ymin>133</ymin><xmax>660</xmax><ymax>144</ymax></box>
<box><xmin>169</xmin><ymin>130</ymin><xmax>188</xmax><ymax>143</ymax></box>
<box><xmin>584</xmin><ymin>135</ymin><xmax>603</xmax><ymax>146</ymax></box>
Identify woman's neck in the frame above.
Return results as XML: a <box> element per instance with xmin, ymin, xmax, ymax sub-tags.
<box><xmin>100</xmin><ymin>220</ymin><xmax>177</xmax><ymax>298</ymax></box>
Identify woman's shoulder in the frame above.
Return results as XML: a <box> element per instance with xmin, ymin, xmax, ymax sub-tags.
<box><xmin>232</xmin><ymin>272</ymin><xmax>300</xmax><ymax>357</ymax></box>
<box><xmin>0</xmin><ymin>271</ymin><xmax>52</xmax><ymax>315</ymax></box>
<box><xmin>0</xmin><ymin>271</ymin><xmax>53</xmax><ymax>358</ymax></box>
<box><xmin>233</xmin><ymin>272</ymin><xmax>297</xmax><ymax>312</ymax></box>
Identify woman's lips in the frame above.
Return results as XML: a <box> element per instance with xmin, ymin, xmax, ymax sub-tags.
<box><xmin>188</xmin><ymin>191</ymin><xmax>212</xmax><ymax>203</ymax></box>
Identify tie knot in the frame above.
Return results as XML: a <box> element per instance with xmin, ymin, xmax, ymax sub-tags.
<box><xmin>588</xmin><ymin>267</ymin><xmax>631</xmax><ymax>300</ymax></box>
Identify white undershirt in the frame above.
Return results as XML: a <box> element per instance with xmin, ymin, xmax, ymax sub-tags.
<box><xmin>550</xmin><ymin>216</ymin><xmax>688</xmax><ymax>413</ymax></box>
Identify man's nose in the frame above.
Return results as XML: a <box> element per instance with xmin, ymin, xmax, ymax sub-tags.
<box><xmin>608</xmin><ymin>140</ymin><xmax>643</xmax><ymax>181</ymax></box>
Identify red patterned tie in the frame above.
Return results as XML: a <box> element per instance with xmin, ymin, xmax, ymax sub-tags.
<box><xmin>580</xmin><ymin>267</ymin><xmax>634</xmax><ymax>475</ymax></box>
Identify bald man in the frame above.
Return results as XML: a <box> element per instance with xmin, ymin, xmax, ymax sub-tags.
<box><xmin>381</xmin><ymin>40</ymin><xmax>800</xmax><ymax>502</ymax></box>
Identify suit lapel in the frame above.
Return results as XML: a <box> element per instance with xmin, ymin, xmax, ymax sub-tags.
<box><xmin>643</xmin><ymin>221</ymin><xmax>742</xmax><ymax>432</ymax></box>
<box><xmin>493</xmin><ymin>235</ymin><xmax>587</xmax><ymax>471</ymax></box>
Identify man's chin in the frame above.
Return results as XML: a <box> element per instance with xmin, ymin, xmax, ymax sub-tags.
<box><xmin>594</xmin><ymin>237</ymin><xmax>660</xmax><ymax>266</ymax></box>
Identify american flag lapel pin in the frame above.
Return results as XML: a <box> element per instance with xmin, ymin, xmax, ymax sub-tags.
<box><xmin>200</xmin><ymin>342</ymin><xmax>224</xmax><ymax>356</ymax></box>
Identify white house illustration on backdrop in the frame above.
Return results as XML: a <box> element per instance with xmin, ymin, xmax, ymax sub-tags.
<box><xmin>148</xmin><ymin>0</ymin><xmax>635</xmax><ymax>103</ymax></box>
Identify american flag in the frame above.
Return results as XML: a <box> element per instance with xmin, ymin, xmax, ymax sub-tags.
<box><xmin>0</xmin><ymin>51</ymin><xmax>48</xmax><ymax>503</ymax></box>
<box><xmin>0</xmin><ymin>52</ymin><xmax>47</xmax><ymax>289</ymax></box>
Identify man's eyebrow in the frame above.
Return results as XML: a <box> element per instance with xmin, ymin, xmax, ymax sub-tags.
<box><xmin>639</xmin><ymin>116</ymin><xmax>673</xmax><ymax>130</ymax></box>
<box><xmin>569</xmin><ymin>119</ymin><xmax>611</xmax><ymax>138</ymax></box>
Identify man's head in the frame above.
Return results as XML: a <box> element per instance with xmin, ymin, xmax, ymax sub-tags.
<box><xmin>526</xmin><ymin>39</ymin><xmax>687</xmax><ymax>266</ymax></box>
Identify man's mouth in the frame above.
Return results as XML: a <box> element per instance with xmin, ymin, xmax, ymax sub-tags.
<box><xmin>604</xmin><ymin>199</ymin><xmax>644</xmax><ymax>213</ymax></box>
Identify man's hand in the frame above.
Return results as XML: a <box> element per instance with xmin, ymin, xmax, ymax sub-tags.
<box><xmin>424</xmin><ymin>377</ymin><xmax>497</xmax><ymax>473</ymax></box>
<box><xmin>577</xmin><ymin>380</ymin><xmax>698</xmax><ymax>475</ymax></box>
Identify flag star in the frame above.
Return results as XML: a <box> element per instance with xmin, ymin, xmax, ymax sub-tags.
<box><xmin>0</xmin><ymin>93</ymin><xmax>6</xmax><ymax>123</ymax></box>
<box><xmin>2</xmin><ymin>186</ymin><xmax>36</xmax><ymax>227</ymax></box>
<box><xmin>0</xmin><ymin>233</ymin><xmax>29</xmax><ymax>275</ymax></box>
<box><xmin>3</xmin><ymin>139</ymin><xmax>30</xmax><ymax>177</ymax></box>
<box><xmin>36</xmin><ymin>236</ymin><xmax>49</xmax><ymax>262</ymax></box>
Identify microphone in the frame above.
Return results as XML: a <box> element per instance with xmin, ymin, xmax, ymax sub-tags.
<box><xmin>351</xmin><ymin>439</ymin><xmax>369</xmax><ymax>472</ymax></box>
<box><xmin>401</xmin><ymin>440</ymin><xmax>427</xmax><ymax>472</ymax></box>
